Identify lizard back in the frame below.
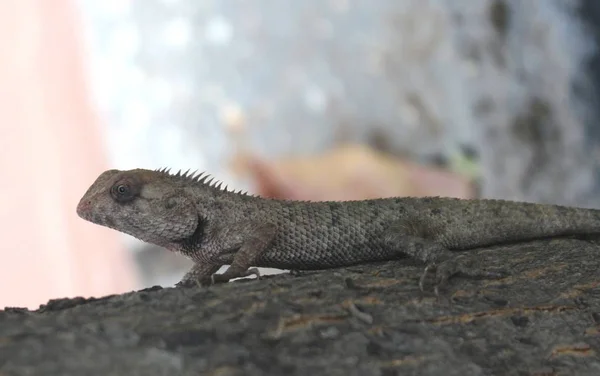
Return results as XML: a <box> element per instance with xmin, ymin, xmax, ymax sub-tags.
<box><xmin>191</xmin><ymin>191</ymin><xmax>600</xmax><ymax>270</ymax></box>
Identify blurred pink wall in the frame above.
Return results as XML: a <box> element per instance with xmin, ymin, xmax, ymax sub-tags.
<box><xmin>0</xmin><ymin>0</ymin><xmax>138</xmax><ymax>309</ymax></box>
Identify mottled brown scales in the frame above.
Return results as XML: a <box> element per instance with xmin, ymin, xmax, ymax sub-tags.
<box><xmin>77</xmin><ymin>168</ymin><xmax>600</xmax><ymax>291</ymax></box>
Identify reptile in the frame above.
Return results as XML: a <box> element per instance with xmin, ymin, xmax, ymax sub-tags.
<box><xmin>76</xmin><ymin>168</ymin><xmax>600</xmax><ymax>292</ymax></box>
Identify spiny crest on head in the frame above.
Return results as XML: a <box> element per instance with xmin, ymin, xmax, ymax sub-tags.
<box><xmin>153</xmin><ymin>167</ymin><xmax>250</xmax><ymax>196</ymax></box>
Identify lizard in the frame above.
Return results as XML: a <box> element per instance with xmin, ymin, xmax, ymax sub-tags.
<box><xmin>76</xmin><ymin>168</ymin><xmax>600</xmax><ymax>292</ymax></box>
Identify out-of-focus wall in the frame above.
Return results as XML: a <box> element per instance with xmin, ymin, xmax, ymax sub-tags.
<box><xmin>81</xmin><ymin>0</ymin><xmax>600</xmax><ymax>207</ymax></box>
<box><xmin>1</xmin><ymin>0</ymin><xmax>599</xmax><ymax>307</ymax></box>
<box><xmin>0</xmin><ymin>0</ymin><xmax>138</xmax><ymax>309</ymax></box>
<box><xmin>78</xmin><ymin>0</ymin><xmax>600</xmax><ymax>287</ymax></box>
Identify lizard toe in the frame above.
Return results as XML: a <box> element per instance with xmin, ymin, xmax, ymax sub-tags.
<box><xmin>419</xmin><ymin>264</ymin><xmax>437</xmax><ymax>292</ymax></box>
<box><xmin>432</xmin><ymin>259</ymin><xmax>457</xmax><ymax>295</ymax></box>
<box><xmin>176</xmin><ymin>277</ymin><xmax>208</xmax><ymax>288</ymax></box>
<box><xmin>175</xmin><ymin>280</ymin><xmax>195</xmax><ymax>288</ymax></box>
<box><xmin>430</xmin><ymin>255</ymin><xmax>510</xmax><ymax>294</ymax></box>
<box><xmin>246</xmin><ymin>267</ymin><xmax>261</xmax><ymax>280</ymax></box>
<box><xmin>210</xmin><ymin>273</ymin><xmax>230</xmax><ymax>284</ymax></box>
<box><xmin>211</xmin><ymin>266</ymin><xmax>261</xmax><ymax>284</ymax></box>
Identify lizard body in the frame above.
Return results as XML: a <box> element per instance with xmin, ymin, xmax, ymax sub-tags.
<box><xmin>76</xmin><ymin>168</ymin><xmax>600</xmax><ymax>290</ymax></box>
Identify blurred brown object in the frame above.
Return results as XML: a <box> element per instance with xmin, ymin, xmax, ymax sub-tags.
<box><xmin>0</xmin><ymin>0</ymin><xmax>138</xmax><ymax>308</ymax></box>
<box><xmin>233</xmin><ymin>144</ymin><xmax>475</xmax><ymax>201</ymax></box>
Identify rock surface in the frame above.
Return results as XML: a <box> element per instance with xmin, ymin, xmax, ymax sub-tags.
<box><xmin>1</xmin><ymin>239</ymin><xmax>600</xmax><ymax>375</ymax></box>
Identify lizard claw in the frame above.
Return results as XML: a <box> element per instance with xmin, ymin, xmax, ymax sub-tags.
<box><xmin>210</xmin><ymin>267</ymin><xmax>262</xmax><ymax>285</ymax></box>
<box><xmin>210</xmin><ymin>273</ymin><xmax>224</xmax><ymax>285</ymax></box>
<box><xmin>419</xmin><ymin>264</ymin><xmax>436</xmax><ymax>292</ymax></box>
<box><xmin>176</xmin><ymin>278</ymin><xmax>210</xmax><ymax>288</ymax></box>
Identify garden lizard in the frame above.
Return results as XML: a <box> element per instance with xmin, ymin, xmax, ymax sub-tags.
<box><xmin>76</xmin><ymin>168</ymin><xmax>600</xmax><ymax>292</ymax></box>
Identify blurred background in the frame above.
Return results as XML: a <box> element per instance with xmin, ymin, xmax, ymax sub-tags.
<box><xmin>2</xmin><ymin>0</ymin><xmax>600</xmax><ymax>309</ymax></box>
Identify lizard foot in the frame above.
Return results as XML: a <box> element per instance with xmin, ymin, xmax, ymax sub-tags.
<box><xmin>175</xmin><ymin>277</ymin><xmax>213</xmax><ymax>288</ymax></box>
<box><xmin>175</xmin><ymin>279</ymin><xmax>195</xmax><ymax>288</ymax></box>
<box><xmin>210</xmin><ymin>267</ymin><xmax>261</xmax><ymax>285</ymax></box>
<box><xmin>176</xmin><ymin>263</ymin><xmax>222</xmax><ymax>288</ymax></box>
<box><xmin>419</xmin><ymin>255</ymin><xmax>509</xmax><ymax>295</ymax></box>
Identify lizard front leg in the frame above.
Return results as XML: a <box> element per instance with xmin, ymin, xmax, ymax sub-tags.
<box><xmin>176</xmin><ymin>262</ymin><xmax>222</xmax><ymax>288</ymax></box>
<box><xmin>384</xmin><ymin>219</ymin><xmax>507</xmax><ymax>294</ymax></box>
<box><xmin>210</xmin><ymin>222</ymin><xmax>278</xmax><ymax>284</ymax></box>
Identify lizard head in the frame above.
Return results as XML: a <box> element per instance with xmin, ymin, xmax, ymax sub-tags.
<box><xmin>76</xmin><ymin>169</ymin><xmax>199</xmax><ymax>248</ymax></box>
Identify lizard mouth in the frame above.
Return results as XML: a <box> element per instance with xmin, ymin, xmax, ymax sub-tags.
<box><xmin>76</xmin><ymin>199</ymin><xmax>92</xmax><ymax>220</ymax></box>
<box><xmin>76</xmin><ymin>197</ymin><xmax>106</xmax><ymax>226</ymax></box>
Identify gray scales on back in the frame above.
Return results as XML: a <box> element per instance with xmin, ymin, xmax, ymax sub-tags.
<box><xmin>76</xmin><ymin>168</ymin><xmax>600</xmax><ymax>292</ymax></box>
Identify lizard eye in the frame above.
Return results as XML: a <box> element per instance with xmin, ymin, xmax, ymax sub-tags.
<box><xmin>111</xmin><ymin>182</ymin><xmax>135</xmax><ymax>202</ymax></box>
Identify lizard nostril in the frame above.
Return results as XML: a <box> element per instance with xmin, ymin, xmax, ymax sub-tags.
<box><xmin>76</xmin><ymin>200</ymin><xmax>91</xmax><ymax>216</ymax></box>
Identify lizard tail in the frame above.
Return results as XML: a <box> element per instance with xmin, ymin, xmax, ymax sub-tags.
<box><xmin>415</xmin><ymin>197</ymin><xmax>600</xmax><ymax>249</ymax></box>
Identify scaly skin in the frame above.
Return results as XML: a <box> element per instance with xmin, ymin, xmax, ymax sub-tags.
<box><xmin>76</xmin><ymin>168</ymin><xmax>600</xmax><ymax>292</ymax></box>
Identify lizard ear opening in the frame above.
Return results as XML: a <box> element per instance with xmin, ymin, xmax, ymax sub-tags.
<box><xmin>165</xmin><ymin>197</ymin><xmax>179</xmax><ymax>209</ymax></box>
